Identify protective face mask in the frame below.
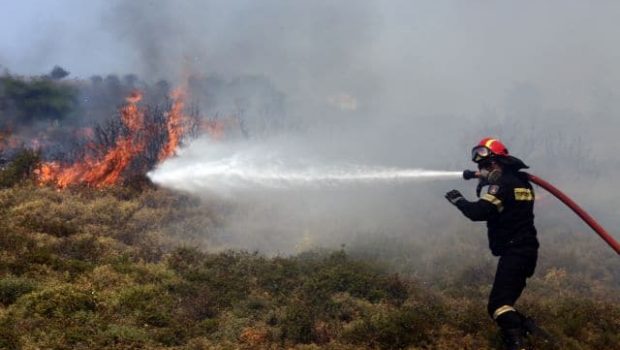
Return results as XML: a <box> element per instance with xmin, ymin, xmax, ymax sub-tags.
<box><xmin>478</xmin><ymin>167</ymin><xmax>502</xmax><ymax>185</ymax></box>
<box><xmin>479</xmin><ymin>168</ymin><xmax>490</xmax><ymax>180</ymax></box>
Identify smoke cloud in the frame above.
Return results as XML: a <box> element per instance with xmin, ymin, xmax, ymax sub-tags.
<box><xmin>2</xmin><ymin>1</ymin><xmax>620</xmax><ymax>255</ymax></box>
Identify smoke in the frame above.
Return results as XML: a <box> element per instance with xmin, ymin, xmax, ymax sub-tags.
<box><xmin>109</xmin><ymin>0</ymin><xmax>620</xmax><ymax>253</ymax></box>
<box><xmin>146</xmin><ymin>134</ymin><xmax>464</xmax><ymax>253</ymax></box>
<box><xmin>3</xmin><ymin>1</ymin><xmax>620</xmax><ymax>255</ymax></box>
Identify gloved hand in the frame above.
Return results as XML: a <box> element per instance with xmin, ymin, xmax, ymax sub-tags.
<box><xmin>445</xmin><ymin>190</ymin><xmax>465</xmax><ymax>205</ymax></box>
<box><xmin>462</xmin><ymin>170</ymin><xmax>478</xmax><ymax>180</ymax></box>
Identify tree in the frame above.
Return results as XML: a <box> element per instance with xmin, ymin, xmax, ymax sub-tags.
<box><xmin>0</xmin><ymin>74</ymin><xmax>77</xmax><ymax>124</ymax></box>
<box><xmin>49</xmin><ymin>66</ymin><xmax>70</xmax><ymax>80</ymax></box>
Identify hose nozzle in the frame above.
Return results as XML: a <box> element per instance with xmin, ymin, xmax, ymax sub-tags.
<box><xmin>463</xmin><ymin>169</ymin><xmax>479</xmax><ymax>180</ymax></box>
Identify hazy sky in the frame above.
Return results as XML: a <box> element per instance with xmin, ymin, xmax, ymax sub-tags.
<box><xmin>2</xmin><ymin>0</ymin><xmax>620</xmax><ymax>117</ymax></box>
<box><xmin>3</xmin><ymin>1</ymin><xmax>620</xmax><ymax>177</ymax></box>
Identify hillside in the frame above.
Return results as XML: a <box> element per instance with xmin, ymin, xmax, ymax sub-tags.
<box><xmin>0</xmin><ymin>182</ymin><xmax>618</xmax><ymax>350</ymax></box>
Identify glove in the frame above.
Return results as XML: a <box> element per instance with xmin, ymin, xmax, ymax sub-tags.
<box><xmin>463</xmin><ymin>169</ymin><xmax>478</xmax><ymax>180</ymax></box>
<box><xmin>445</xmin><ymin>190</ymin><xmax>465</xmax><ymax>205</ymax></box>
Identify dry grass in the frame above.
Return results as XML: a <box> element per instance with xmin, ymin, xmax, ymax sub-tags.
<box><xmin>0</xmin><ymin>181</ymin><xmax>618</xmax><ymax>349</ymax></box>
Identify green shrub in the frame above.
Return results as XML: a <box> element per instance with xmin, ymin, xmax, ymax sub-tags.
<box><xmin>100</xmin><ymin>324</ymin><xmax>150</xmax><ymax>345</ymax></box>
<box><xmin>281</xmin><ymin>300</ymin><xmax>317</xmax><ymax>344</ymax></box>
<box><xmin>0</xmin><ymin>74</ymin><xmax>77</xmax><ymax>122</ymax></box>
<box><xmin>0</xmin><ymin>149</ymin><xmax>40</xmax><ymax>188</ymax></box>
<box><xmin>10</xmin><ymin>197</ymin><xmax>79</xmax><ymax>237</ymax></box>
<box><xmin>0</xmin><ymin>316</ymin><xmax>20</xmax><ymax>350</ymax></box>
<box><xmin>0</xmin><ymin>276</ymin><xmax>37</xmax><ymax>306</ymax></box>
<box><xmin>552</xmin><ymin>298</ymin><xmax>620</xmax><ymax>347</ymax></box>
<box><xmin>167</xmin><ymin>246</ymin><xmax>208</xmax><ymax>273</ymax></box>
<box><xmin>301</xmin><ymin>251</ymin><xmax>408</xmax><ymax>306</ymax></box>
<box><xmin>343</xmin><ymin>304</ymin><xmax>441</xmax><ymax>349</ymax></box>
<box><xmin>16</xmin><ymin>283</ymin><xmax>96</xmax><ymax>318</ymax></box>
<box><xmin>117</xmin><ymin>284</ymin><xmax>174</xmax><ymax>327</ymax></box>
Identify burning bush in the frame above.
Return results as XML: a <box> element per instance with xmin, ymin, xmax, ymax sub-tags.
<box><xmin>0</xmin><ymin>70</ymin><xmax>243</xmax><ymax>190</ymax></box>
<box><xmin>31</xmin><ymin>86</ymin><xmax>236</xmax><ymax>189</ymax></box>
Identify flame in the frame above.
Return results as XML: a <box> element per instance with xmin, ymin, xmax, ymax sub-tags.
<box><xmin>34</xmin><ymin>84</ymin><xmax>230</xmax><ymax>189</ymax></box>
<box><xmin>158</xmin><ymin>87</ymin><xmax>187</xmax><ymax>161</ymax></box>
<box><xmin>39</xmin><ymin>90</ymin><xmax>145</xmax><ymax>188</ymax></box>
<box><xmin>37</xmin><ymin>162</ymin><xmax>60</xmax><ymax>184</ymax></box>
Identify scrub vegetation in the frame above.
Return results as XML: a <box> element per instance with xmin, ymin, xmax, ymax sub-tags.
<box><xmin>0</xmin><ymin>160</ymin><xmax>618</xmax><ymax>350</ymax></box>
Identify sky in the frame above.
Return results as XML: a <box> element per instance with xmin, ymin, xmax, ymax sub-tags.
<box><xmin>2</xmin><ymin>0</ymin><xmax>620</xmax><ymax>117</ymax></box>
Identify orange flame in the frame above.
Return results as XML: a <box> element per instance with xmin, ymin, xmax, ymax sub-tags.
<box><xmin>39</xmin><ymin>90</ymin><xmax>145</xmax><ymax>188</ymax></box>
<box><xmin>35</xmin><ymin>85</ymin><xmax>231</xmax><ymax>189</ymax></box>
<box><xmin>158</xmin><ymin>87</ymin><xmax>187</xmax><ymax>161</ymax></box>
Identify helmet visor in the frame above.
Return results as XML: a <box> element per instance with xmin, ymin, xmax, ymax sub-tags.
<box><xmin>471</xmin><ymin>146</ymin><xmax>490</xmax><ymax>162</ymax></box>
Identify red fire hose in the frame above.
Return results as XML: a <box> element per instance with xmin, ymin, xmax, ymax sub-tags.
<box><xmin>525</xmin><ymin>173</ymin><xmax>620</xmax><ymax>255</ymax></box>
<box><xmin>463</xmin><ymin>170</ymin><xmax>620</xmax><ymax>255</ymax></box>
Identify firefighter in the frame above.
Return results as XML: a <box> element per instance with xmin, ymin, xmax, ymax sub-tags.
<box><xmin>445</xmin><ymin>138</ymin><xmax>540</xmax><ymax>350</ymax></box>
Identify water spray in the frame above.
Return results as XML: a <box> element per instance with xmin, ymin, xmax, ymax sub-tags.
<box><xmin>463</xmin><ymin>170</ymin><xmax>620</xmax><ymax>255</ymax></box>
<box><xmin>148</xmin><ymin>139</ymin><xmax>463</xmax><ymax>193</ymax></box>
<box><xmin>151</xmin><ymin>162</ymin><xmax>462</xmax><ymax>192</ymax></box>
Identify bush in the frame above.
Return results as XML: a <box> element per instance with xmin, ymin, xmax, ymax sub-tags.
<box><xmin>0</xmin><ymin>184</ymin><xmax>617</xmax><ymax>349</ymax></box>
<box><xmin>281</xmin><ymin>300</ymin><xmax>317</xmax><ymax>343</ymax></box>
<box><xmin>0</xmin><ymin>74</ymin><xmax>77</xmax><ymax>123</ymax></box>
<box><xmin>0</xmin><ymin>149</ymin><xmax>40</xmax><ymax>188</ymax></box>
<box><xmin>0</xmin><ymin>316</ymin><xmax>20</xmax><ymax>350</ymax></box>
<box><xmin>343</xmin><ymin>305</ymin><xmax>438</xmax><ymax>349</ymax></box>
<box><xmin>117</xmin><ymin>284</ymin><xmax>174</xmax><ymax>327</ymax></box>
<box><xmin>100</xmin><ymin>324</ymin><xmax>150</xmax><ymax>346</ymax></box>
<box><xmin>16</xmin><ymin>284</ymin><xmax>96</xmax><ymax>318</ymax></box>
<box><xmin>0</xmin><ymin>276</ymin><xmax>37</xmax><ymax>306</ymax></box>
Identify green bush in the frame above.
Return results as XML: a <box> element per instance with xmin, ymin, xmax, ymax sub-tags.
<box><xmin>301</xmin><ymin>251</ymin><xmax>408</xmax><ymax>306</ymax></box>
<box><xmin>0</xmin><ymin>316</ymin><xmax>20</xmax><ymax>350</ymax></box>
<box><xmin>0</xmin><ymin>149</ymin><xmax>40</xmax><ymax>188</ymax></box>
<box><xmin>0</xmin><ymin>276</ymin><xmax>37</xmax><ymax>306</ymax></box>
<box><xmin>343</xmin><ymin>304</ymin><xmax>440</xmax><ymax>349</ymax></box>
<box><xmin>9</xmin><ymin>196</ymin><xmax>79</xmax><ymax>237</ymax></box>
<box><xmin>100</xmin><ymin>324</ymin><xmax>150</xmax><ymax>346</ymax></box>
<box><xmin>17</xmin><ymin>284</ymin><xmax>96</xmax><ymax>318</ymax></box>
<box><xmin>117</xmin><ymin>284</ymin><xmax>174</xmax><ymax>327</ymax></box>
<box><xmin>281</xmin><ymin>300</ymin><xmax>318</xmax><ymax>344</ymax></box>
<box><xmin>0</xmin><ymin>74</ymin><xmax>77</xmax><ymax>123</ymax></box>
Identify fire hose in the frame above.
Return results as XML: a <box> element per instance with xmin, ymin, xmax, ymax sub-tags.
<box><xmin>463</xmin><ymin>170</ymin><xmax>620</xmax><ymax>255</ymax></box>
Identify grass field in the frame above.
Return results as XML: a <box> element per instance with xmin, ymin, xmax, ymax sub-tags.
<box><xmin>0</xmin><ymin>180</ymin><xmax>618</xmax><ymax>349</ymax></box>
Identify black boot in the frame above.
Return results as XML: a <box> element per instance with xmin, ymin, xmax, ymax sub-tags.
<box><xmin>522</xmin><ymin>316</ymin><xmax>541</xmax><ymax>336</ymax></box>
<box><xmin>501</xmin><ymin>328</ymin><xmax>527</xmax><ymax>350</ymax></box>
<box><xmin>519</xmin><ymin>315</ymin><xmax>555</xmax><ymax>344</ymax></box>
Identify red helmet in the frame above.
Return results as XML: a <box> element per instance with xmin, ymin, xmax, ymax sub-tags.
<box><xmin>471</xmin><ymin>137</ymin><xmax>509</xmax><ymax>163</ymax></box>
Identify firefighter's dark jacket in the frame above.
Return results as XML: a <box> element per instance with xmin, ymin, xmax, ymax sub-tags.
<box><xmin>455</xmin><ymin>171</ymin><xmax>539</xmax><ymax>256</ymax></box>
